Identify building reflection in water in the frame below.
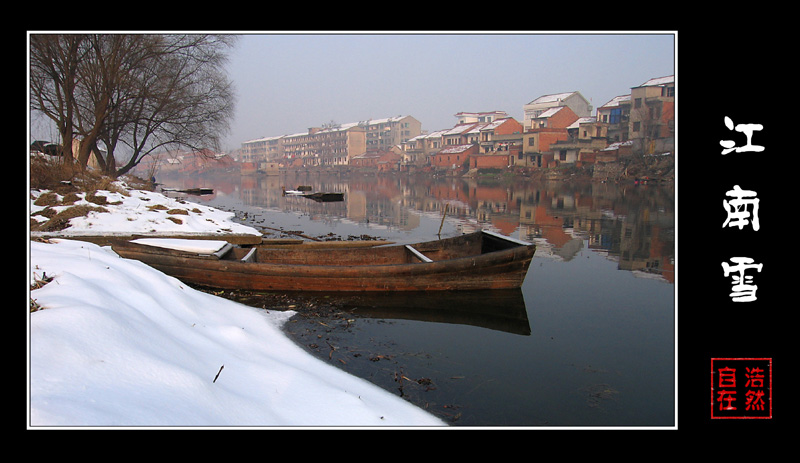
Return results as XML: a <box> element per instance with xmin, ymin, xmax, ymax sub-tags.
<box><xmin>163</xmin><ymin>171</ymin><xmax>674</xmax><ymax>284</ymax></box>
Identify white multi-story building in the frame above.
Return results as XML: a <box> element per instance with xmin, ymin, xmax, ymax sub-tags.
<box><xmin>523</xmin><ymin>91</ymin><xmax>592</xmax><ymax>130</ymax></box>
<box><xmin>241</xmin><ymin>115</ymin><xmax>421</xmax><ymax>168</ymax></box>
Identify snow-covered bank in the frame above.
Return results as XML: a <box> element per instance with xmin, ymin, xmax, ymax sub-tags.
<box><xmin>28</xmin><ymin>184</ymin><xmax>445</xmax><ymax>427</ymax></box>
<box><xmin>30</xmin><ymin>184</ymin><xmax>261</xmax><ymax>237</ymax></box>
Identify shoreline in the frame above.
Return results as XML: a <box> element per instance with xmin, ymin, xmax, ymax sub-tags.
<box><xmin>165</xmin><ymin>153</ymin><xmax>676</xmax><ymax>186</ymax></box>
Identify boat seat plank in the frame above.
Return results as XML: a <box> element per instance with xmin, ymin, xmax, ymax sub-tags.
<box><xmin>405</xmin><ymin>245</ymin><xmax>433</xmax><ymax>263</ymax></box>
<box><xmin>241</xmin><ymin>247</ymin><xmax>257</xmax><ymax>263</ymax></box>
<box><xmin>212</xmin><ymin>243</ymin><xmax>234</xmax><ymax>259</ymax></box>
<box><xmin>482</xmin><ymin>229</ymin><xmax>532</xmax><ymax>246</ymax></box>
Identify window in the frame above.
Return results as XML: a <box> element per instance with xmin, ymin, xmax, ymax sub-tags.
<box><xmin>609</xmin><ymin>108</ymin><xmax>621</xmax><ymax>124</ymax></box>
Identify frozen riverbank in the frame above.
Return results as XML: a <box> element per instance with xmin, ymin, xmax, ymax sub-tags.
<box><xmin>28</xmin><ymin>181</ymin><xmax>445</xmax><ymax>428</ymax></box>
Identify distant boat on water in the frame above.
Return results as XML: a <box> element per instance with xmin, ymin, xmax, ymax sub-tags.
<box><xmin>161</xmin><ymin>187</ymin><xmax>214</xmax><ymax>195</ymax></box>
<box><xmin>282</xmin><ymin>187</ymin><xmax>344</xmax><ymax>202</ymax></box>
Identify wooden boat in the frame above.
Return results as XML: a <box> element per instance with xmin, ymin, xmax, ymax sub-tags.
<box><xmin>111</xmin><ymin>230</ymin><xmax>535</xmax><ymax>292</ymax></box>
<box><xmin>161</xmin><ymin>187</ymin><xmax>214</xmax><ymax>195</ymax></box>
<box><xmin>282</xmin><ymin>187</ymin><xmax>344</xmax><ymax>202</ymax></box>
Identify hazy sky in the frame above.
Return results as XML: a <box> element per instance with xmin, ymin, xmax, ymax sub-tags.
<box><xmin>224</xmin><ymin>32</ymin><xmax>675</xmax><ymax>150</ymax></box>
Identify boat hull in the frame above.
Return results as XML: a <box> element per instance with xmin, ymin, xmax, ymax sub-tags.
<box><xmin>112</xmin><ymin>231</ymin><xmax>535</xmax><ymax>292</ymax></box>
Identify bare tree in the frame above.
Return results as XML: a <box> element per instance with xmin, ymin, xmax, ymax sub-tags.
<box><xmin>108</xmin><ymin>35</ymin><xmax>237</xmax><ymax>176</ymax></box>
<box><xmin>30</xmin><ymin>34</ymin><xmax>89</xmax><ymax>166</ymax></box>
<box><xmin>30</xmin><ymin>33</ymin><xmax>237</xmax><ymax>177</ymax></box>
<box><xmin>74</xmin><ymin>35</ymin><xmax>158</xmax><ymax>171</ymax></box>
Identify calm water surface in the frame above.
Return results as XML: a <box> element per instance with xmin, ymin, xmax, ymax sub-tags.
<box><xmin>158</xmin><ymin>172</ymin><xmax>675</xmax><ymax>427</ymax></box>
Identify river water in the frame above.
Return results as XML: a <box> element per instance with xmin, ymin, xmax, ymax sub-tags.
<box><xmin>157</xmin><ymin>171</ymin><xmax>675</xmax><ymax>428</ymax></box>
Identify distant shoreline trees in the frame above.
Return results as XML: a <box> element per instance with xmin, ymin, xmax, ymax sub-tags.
<box><xmin>30</xmin><ymin>33</ymin><xmax>237</xmax><ymax>178</ymax></box>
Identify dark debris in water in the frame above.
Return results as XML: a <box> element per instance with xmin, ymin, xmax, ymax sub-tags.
<box><xmin>194</xmin><ymin>285</ymin><xmax>461</xmax><ymax>423</ymax></box>
<box><xmin>581</xmin><ymin>383</ymin><xmax>619</xmax><ymax>409</ymax></box>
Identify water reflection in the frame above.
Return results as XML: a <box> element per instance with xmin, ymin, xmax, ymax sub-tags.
<box><xmin>161</xmin><ymin>172</ymin><xmax>674</xmax><ymax>284</ymax></box>
<box><xmin>328</xmin><ymin>289</ymin><xmax>530</xmax><ymax>336</ymax></box>
<box><xmin>158</xmin><ymin>171</ymin><xmax>675</xmax><ymax>426</ymax></box>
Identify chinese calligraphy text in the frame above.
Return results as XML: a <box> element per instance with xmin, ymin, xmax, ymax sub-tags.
<box><xmin>721</xmin><ymin>117</ymin><xmax>764</xmax><ymax>302</ymax></box>
<box><xmin>711</xmin><ymin>358</ymin><xmax>771</xmax><ymax>419</ymax></box>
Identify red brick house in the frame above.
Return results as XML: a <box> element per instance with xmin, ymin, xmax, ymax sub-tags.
<box><xmin>478</xmin><ymin>117</ymin><xmax>524</xmax><ymax>154</ymax></box>
<box><xmin>529</xmin><ymin>106</ymin><xmax>579</xmax><ymax>130</ymax></box>
<box><xmin>470</xmin><ymin>153</ymin><xmax>513</xmax><ymax>170</ymax></box>
<box><xmin>350</xmin><ymin>151</ymin><xmax>382</xmax><ymax>168</ymax></box>
<box><xmin>351</xmin><ymin>150</ymin><xmax>402</xmax><ymax>172</ymax></box>
<box><xmin>430</xmin><ymin>144</ymin><xmax>478</xmax><ymax>169</ymax></box>
<box><xmin>377</xmin><ymin>151</ymin><xmax>402</xmax><ymax>172</ymax></box>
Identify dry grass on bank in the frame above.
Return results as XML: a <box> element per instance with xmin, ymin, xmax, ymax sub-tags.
<box><xmin>29</xmin><ymin>156</ymin><xmax>154</xmax><ymax>232</ymax></box>
<box><xmin>30</xmin><ymin>156</ymin><xmax>153</xmax><ymax>193</ymax></box>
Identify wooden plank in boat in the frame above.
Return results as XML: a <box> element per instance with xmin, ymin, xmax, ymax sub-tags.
<box><xmin>31</xmin><ymin>233</ymin><xmax>264</xmax><ymax>246</ymax></box>
<box><xmin>261</xmin><ymin>240</ymin><xmax>395</xmax><ymax>248</ymax></box>
<box><xmin>405</xmin><ymin>245</ymin><xmax>433</xmax><ymax>263</ymax></box>
<box><xmin>125</xmin><ymin>238</ymin><xmax>233</xmax><ymax>260</ymax></box>
<box><xmin>131</xmin><ymin>238</ymin><xmax>232</xmax><ymax>258</ymax></box>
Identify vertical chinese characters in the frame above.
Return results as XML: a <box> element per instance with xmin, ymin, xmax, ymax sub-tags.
<box><xmin>744</xmin><ymin>366</ymin><xmax>767</xmax><ymax>411</ymax></box>
<box><xmin>720</xmin><ymin>117</ymin><xmax>763</xmax><ymax>302</ymax></box>
<box><xmin>715</xmin><ymin>366</ymin><xmax>737</xmax><ymax>411</ymax></box>
<box><xmin>711</xmin><ymin>117</ymin><xmax>773</xmax><ymax>420</ymax></box>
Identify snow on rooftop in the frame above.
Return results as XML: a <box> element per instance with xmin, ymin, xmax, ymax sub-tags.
<box><xmin>442</xmin><ymin>124</ymin><xmax>478</xmax><ymax>135</ymax></box>
<box><xmin>243</xmin><ymin>134</ymin><xmax>286</xmax><ymax>144</ymax></box>
<box><xmin>603</xmin><ymin>140</ymin><xmax>634</xmax><ymax>151</ymax></box>
<box><xmin>315</xmin><ymin>122</ymin><xmax>361</xmax><ymax>134</ymax></box>
<box><xmin>479</xmin><ymin>118</ymin><xmax>509</xmax><ymax>131</ymax></box>
<box><xmin>356</xmin><ymin>115</ymin><xmax>409</xmax><ymax>125</ymax></box>
<box><xmin>535</xmin><ymin>107</ymin><xmax>564</xmax><ymax>119</ymax></box>
<box><xmin>567</xmin><ymin>117</ymin><xmax>596</xmax><ymax>129</ymax></box>
<box><xmin>438</xmin><ymin>144</ymin><xmax>473</xmax><ymax>154</ymax></box>
<box><xmin>598</xmin><ymin>95</ymin><xmax>631</xmax><ymax>109</ymax></box>
<box><xmin>425</xmin><ymin>129</ymin><xmax>450</xmax><ymax>138</ymax></box>
<box><xmin>528</xmin><ymin>92</ymin><xmax>576</xmax><ymax>105</ymax></box>
<box><xmin>242</xmin><ymin>116</ymin><xmax>412</xmax><ymax>145</ymax></box>
<box><xmin>638</xmin><ymin>75</ymin><xmax>674</xmax><ymax>87</ymax></box>
<box><xmin>467</xmin><ymin>123</ymin><xmax>489</xmax><ymax>134</ymax></box>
